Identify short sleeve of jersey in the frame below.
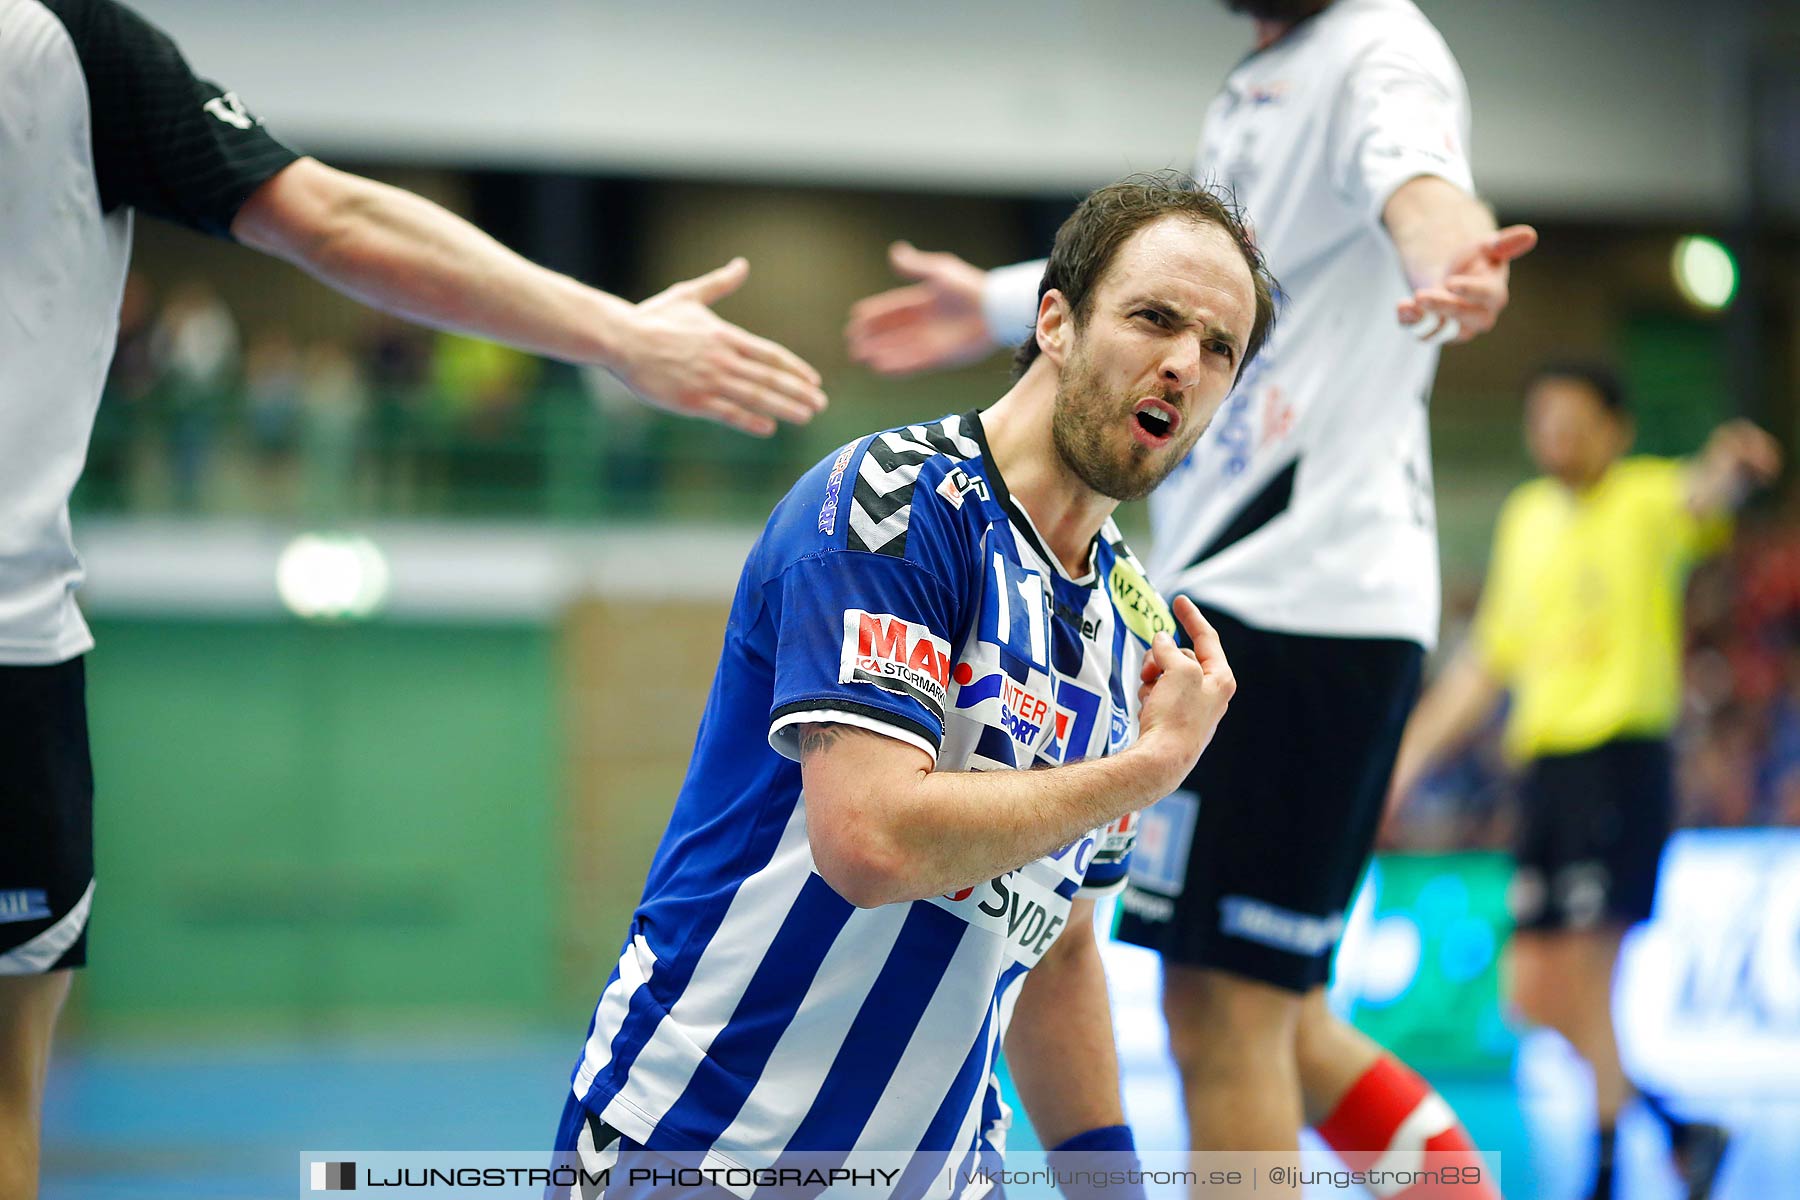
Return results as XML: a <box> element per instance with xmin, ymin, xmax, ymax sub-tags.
<box><xmin>56</xmin><ymin>0</ymin><xmax>300</xmax><ymax>237</ymax></box>
<box><xmin>766</xmin><ymin>546</ymin><xmax>968</xmax><ymax>766</ymax></box>
<box><xmin>1326</xmin><ymin>32</ymin><xmax>1475</xmax><ymax>227</ymax></box>
<box><xmin>1471</xmin><ymin>486</ymin><xmax>1531</xmax><ymax>679</ymax></box>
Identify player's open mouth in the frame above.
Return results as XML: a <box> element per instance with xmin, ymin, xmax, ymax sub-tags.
<box><xmin>1131</xmin><ymin>398</ymin><xmax>1180</xmax><ymax>448</ymax></box>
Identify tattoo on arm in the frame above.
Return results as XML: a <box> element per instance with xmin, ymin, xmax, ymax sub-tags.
<box><xmin>797</xmin><ymin>723</ymin><xmax>846</xmax><ymax>759</ymax></box>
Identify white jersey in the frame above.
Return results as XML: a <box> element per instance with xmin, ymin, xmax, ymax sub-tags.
<box><xmin>984</xmin><ymin>0</ymin><xmax>1472</xmax><ymax>649</ymax></box>
<box><xmin>0</xmin><ymin>0</ymin><xmax>296</xmax><ymax>665</ymax></box>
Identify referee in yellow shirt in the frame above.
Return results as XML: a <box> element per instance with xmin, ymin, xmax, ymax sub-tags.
<box><xmin>1388</xmin><ymin>362</ymin><xmax>1781</xmax><ymax>1200</ymax></box>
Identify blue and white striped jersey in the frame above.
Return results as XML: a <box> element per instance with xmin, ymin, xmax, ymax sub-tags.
<box><xmin>567</xmin><ymin>411</ymin><xmax>1169</xmax><ymax>1190</ymax></box>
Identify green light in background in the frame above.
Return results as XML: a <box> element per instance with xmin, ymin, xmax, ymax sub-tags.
<box><xmin>1672</xmin><ymin>235</ymin><xmax>1738</xmax><ymax>311</ymax></box>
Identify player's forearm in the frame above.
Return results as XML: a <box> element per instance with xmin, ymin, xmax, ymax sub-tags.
<box><xmin>1382</xmin><ymin>176</ymin><xmax>1496</xmax><ymax>290</ymax></box>
<box><xmin>805</xmin><ymin>730</ymin><xmax>1174</xmax><ymax>908</ymax></box>
<box><xmin>1685</xmin><ymin>459</ymin><xmax>1742</xmax><ymax>518</ymax></box>
<box><xmin>1004</xmin><ymin>910</ymin><xmax>1128</xmax><ymax>1146</ymax></box>
<box><xmin>247</xmin><ymin>165</ymin><xmax>639</xmax><ymax>368</ymax></box>
<box><xmin>892</xmin><ymin>754</ymin><xmax>1160</xmax><ymax>899</ymax></box>
<box><xmin>1391</xmin><ymin>648</ymin><xmax>1502</xmax><ymax>798</ymax></box>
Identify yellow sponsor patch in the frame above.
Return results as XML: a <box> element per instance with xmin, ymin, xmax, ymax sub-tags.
<box><xmin>1108</xmin><ymin>557</ymin><xmax>1175</xmax><ymax>644</ymax></box>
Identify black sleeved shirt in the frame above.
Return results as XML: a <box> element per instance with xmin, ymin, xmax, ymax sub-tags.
<box><xmin>0</xmin><ymin>0</ymin><xmax>299</xmax><ymax>663</ymax></box>
<box><xmin>46</xmin><ymin>0</ymin><xmax>300</xmax><ymax>236</ymax></box>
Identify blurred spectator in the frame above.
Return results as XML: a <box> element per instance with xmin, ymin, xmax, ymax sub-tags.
<box><xmin>362</xmin><ymin>316</ymin><xmax>436</xmax><ymax>512</ymax></box>
<box><xmin>431</xmin><ymin>334</ymin><xmax>540</xmax><ymax>506</ymax></box>
<box><xmin>298</xmin><ymin>342</ymin><xmax>369</xmax><ymax>519</ymax></box>
<box><xmin>1678</xmin><ymin>701</ymin><xmax>1764</xmax><ymax>828</ymax></box>
<box><xmin>242</xmin><ymin>331</ymin><xmax>305</xmax><ymax>513</ymax></box>
<box><xmin>153</xmin><ymin>281</ymin><xmax>240</xmax><ymax>509</ymax></box>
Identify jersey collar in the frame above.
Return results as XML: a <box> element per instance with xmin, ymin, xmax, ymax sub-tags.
<box><xmin>963</xmin><ymin>410</ymin><xmax>1102</xmax><ymax>585</ymax></box>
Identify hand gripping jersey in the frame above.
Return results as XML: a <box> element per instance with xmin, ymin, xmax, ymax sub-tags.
<box><xmin>0</xmin><ymin>0</ymin><xmax>297</xmax><ymax>665</ymax></box>
<box><xmin>985</xmin><ymin>0</ymin><xmax>1473</xmax><ymax>649</ymax></box>
<box><xmin>568</xmin><ymin>412</ymin><xmax>1162</xmax><ymax>1192</ymax></box>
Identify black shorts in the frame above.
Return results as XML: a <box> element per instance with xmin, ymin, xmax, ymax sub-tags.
<box><xmin>1116</xmin><ymin>605</ymin><xmax>1423</xmax><ymax>993</ymax></box>
<box><xmin>1510</xmin><ymin>737</ymin><xmax>1672</xmax><ymax>933</ymax></box>
<box><xmin>0</xmin><ymin>657</ymin><xmax>95</xmax><ymax>974</ymax></box>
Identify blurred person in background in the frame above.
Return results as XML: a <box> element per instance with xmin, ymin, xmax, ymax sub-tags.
<box><xmin>361</xmin><ymin>316</ymin><xmax>436</xmax><ymax>512</ymax></box>
<box><xmin>242</xmin><ymin>330</ymin><xmax>305</xmax><ymax>513</ymax></box>
<box><xmin>1761</xmin><ymin>624</ymin><xmax>1800</xmax><ymax>824</ymax></box>
<box><xmin>1387</xmin><ymin>362</ymin><xmax>1782</xmax><ymax>1200</ymax></box>
<box><xmin>845</xmin><ymin>0</ymin><xmax>1530</xmax><ymax>1182</ymax></box>
<box><xmin>152</xmin><ymin>280</ymin><xmax>240</xmax><ymax>509</ymax></box>
<box><xmin>0</xmin><ymin>0</ymin><xmax>827</xmax><ymax>1194</ymax></box>
<box><xmin>298</xmin><ymin>341</ymin><xmax>371</xmax><ymax>520</ymax></box>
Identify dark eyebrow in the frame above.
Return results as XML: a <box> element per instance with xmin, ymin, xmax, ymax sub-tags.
<box><xmin>1122</xmin><ymin>294</ymin><xmax>1181</xmax><ymax>319</ymax></box>
<box><xmin>1122</xmin><ymin>295</ymin><xmax>1241</xmax><ymax>350</ymax></box>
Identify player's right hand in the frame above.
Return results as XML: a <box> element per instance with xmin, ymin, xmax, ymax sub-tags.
<box><xmin>613</xmin><ymin>257</ymin><xmax>827</xmax><ymax>437</ymax></box>
<box><xmin>1706</xmin><ymin>418</ymin><xmax>1784</xmax><ymax>486</ymax></box>
<box><xmin>844</xmin><ymin>242</ymin><xmax>997</xmax><ymax>376</ymax></box>
<box><xmin>1132</xmin><ymin>596</ymin><xmax>1236</xmax><ymax>796</ymax></box>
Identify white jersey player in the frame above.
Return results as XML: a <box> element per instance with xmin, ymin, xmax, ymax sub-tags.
<box><xmin>843</xmin><ymin>0</ymin><xmax>1533</xmax><ymax>1182</ymax></box>
<box><xmin>1</xmin><ymin>1</ymin><xmax>825</xmax><ymax>1194</ymax></box>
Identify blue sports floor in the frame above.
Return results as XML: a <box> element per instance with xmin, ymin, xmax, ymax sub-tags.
<box><xmin>41</xmin><ymin>1036</ymin><xmax>1799</xmax><ymax>1197</ymax></box>
<box><xmin>40</xmin><ymin>944</ymin><xmax>1800</xmax><ymax>1198</ymax></box>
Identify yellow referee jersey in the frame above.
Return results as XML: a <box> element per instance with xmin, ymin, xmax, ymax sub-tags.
<box><xmin>1473</xmin><ymin>456</ymin><xmax>1729</xmax><ymax>762</ymax></box>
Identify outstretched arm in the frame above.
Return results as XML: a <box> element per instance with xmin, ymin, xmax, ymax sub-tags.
<box><xmin>232</xmin><ymin>157</ymin><xmax>825</xmax><ymax>436</ymax></box>
<box><xmin>1686</xmin><ymin>419</ymin><xmax>1783</xmax><ymax>517</ymax></box>
<box><xmin>1385</xmin><ymin>645</ymin><xmax>1505</xmax><ymax>821</ymax></box>
<box><xmin>1384</xmin><ymin>177</ymin><xmax>1536</xmax><ymax>345</ymax></box>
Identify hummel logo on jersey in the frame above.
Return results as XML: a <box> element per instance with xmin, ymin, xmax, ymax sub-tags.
<box><xmin>202</xmin><ymin>91</ymin><xmax>254</xmax><ymax>130</ymax></box>
<box><xmin>840</xmin><ymin>610</ymin><xmax>951</xmax><ymax>720</ymax></box>
<box><xmin>1050</xmin><ymin>594</ymin><xmax>1101</xmax><ymax>640</ymax></box>
<box><xmin>847</xmin><ymin>418</ymin><xmax>983</xmax><ymax>557</ymax></box>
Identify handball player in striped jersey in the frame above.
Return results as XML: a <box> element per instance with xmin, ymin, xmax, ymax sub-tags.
<box><xmin>555</xmin><ymin>175</ymin><xmax>1271</xmax><ymax>1198</ymax></box>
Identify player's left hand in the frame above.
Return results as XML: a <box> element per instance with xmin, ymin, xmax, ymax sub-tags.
<box><xmin>1397</xmin><ymin>224</ymin><xmax>1537</xmax><ymax>345</ymax></box>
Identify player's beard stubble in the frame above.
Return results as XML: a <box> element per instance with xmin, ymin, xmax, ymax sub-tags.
<box><xmin>1051</xmin><ymin>338</ymin><xmax>1205</xmax><ymax>504</ymax></box>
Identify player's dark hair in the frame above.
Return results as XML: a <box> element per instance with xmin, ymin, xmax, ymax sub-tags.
<box><xmin>1525</xmin><ymin>361</ymin><xmax>1630</xmax><ymax>416</ymax></box>
<box><xmin>1012</xmin><ymin>171</ymin><xmax>1278</xmax><ymax>381</ymax></box>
